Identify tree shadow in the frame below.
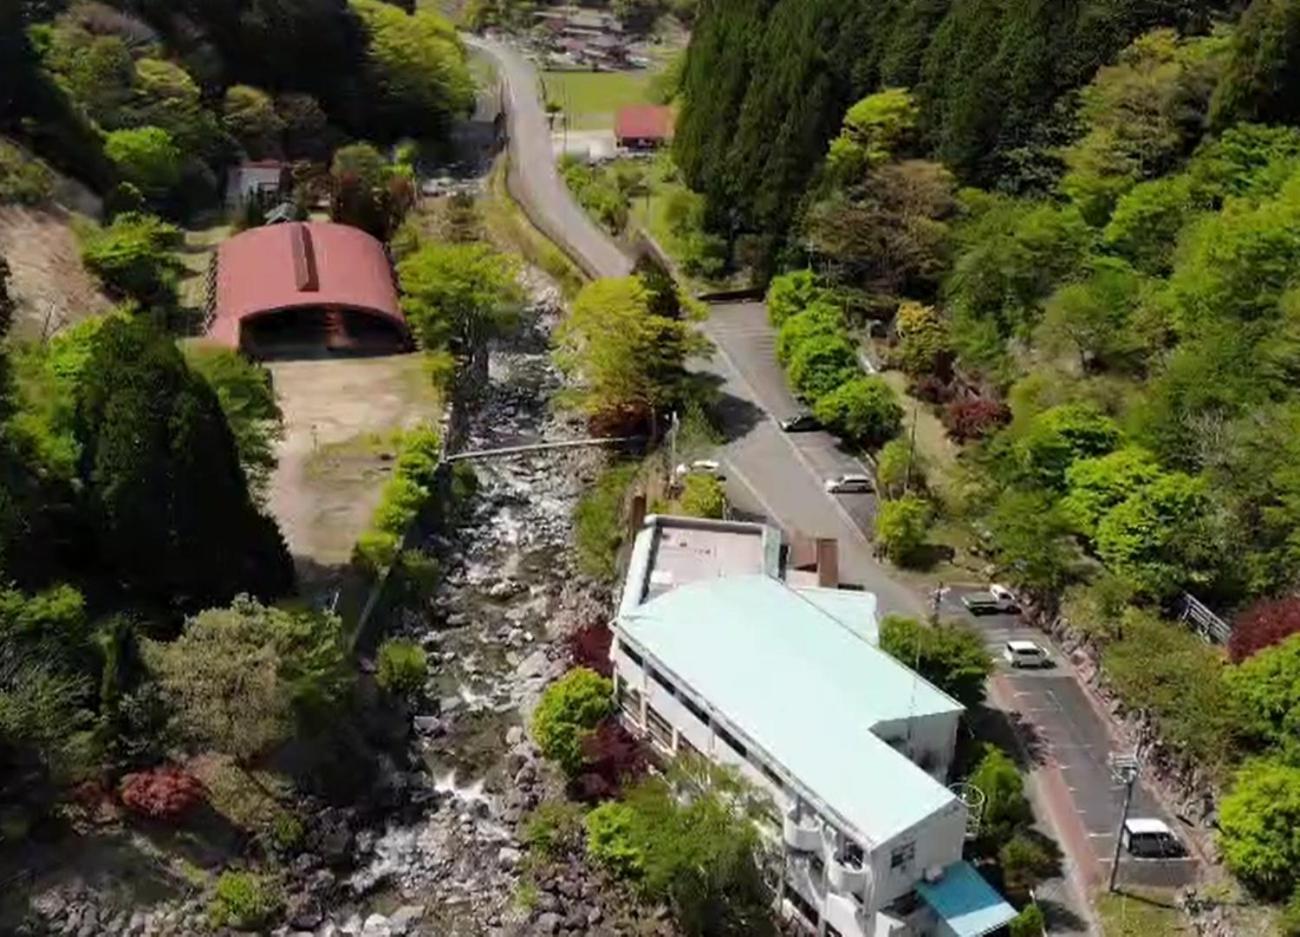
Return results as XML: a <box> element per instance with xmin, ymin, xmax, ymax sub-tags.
<box><xmin>707</xmin><ymin>386</ymin><xmax>767</xmax><ymax>443</ymax></box>
<box><xmin>1038</xmin><ymin>896</ymin><xmax>1090</xmax><ymax>932</ymax></box>
<box><xmin>963</xmin><ymin>704</ymin><xmax>1050</xmax><ymax>770</ymax></box>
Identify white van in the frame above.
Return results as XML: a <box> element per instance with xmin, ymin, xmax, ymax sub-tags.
<box><xmin>1003</xmin><ymin>640</ymin><xmax>1050</xmax><ymax>668</ymax></box>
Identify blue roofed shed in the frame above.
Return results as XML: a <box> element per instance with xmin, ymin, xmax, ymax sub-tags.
<box><xmin>917</xmin><ymin>861</ymin><xmax>1019</xmax><ymax>937</ymax></box>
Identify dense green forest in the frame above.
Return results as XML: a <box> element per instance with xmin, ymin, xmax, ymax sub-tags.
<box><xmin>675</xmin><ymin>0</ymin><xmax>1300</xmax><ymax>912</ymax></box>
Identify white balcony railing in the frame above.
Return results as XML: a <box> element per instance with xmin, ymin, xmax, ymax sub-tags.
<box><xmin>828</xmin><ymin>854</ymin><xmax>869</xmax><ymax>896</ymax></box>
<box><xmin>782</xmin><ymin>808</ymin><xmax>822</xmax><ymax>852</ymax></box>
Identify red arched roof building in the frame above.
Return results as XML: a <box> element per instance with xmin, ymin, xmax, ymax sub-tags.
<box><xmin>207</xmin><ymin>222</ymin><xmax>410</xmax><ymax>354</ymax></box>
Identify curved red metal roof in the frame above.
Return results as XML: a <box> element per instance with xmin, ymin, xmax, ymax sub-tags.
<box><xmin>209</xmin><ymin>222</ymin><xmax>405</xmax><ymax>347</ymax></box>
<box><xmin>615</xmin><ymin>105</ymin><xmax>673</xmax><ymax>142</ymax></box>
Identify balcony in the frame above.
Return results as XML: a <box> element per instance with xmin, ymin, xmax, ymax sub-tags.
<box><xmin>828</xmin><ymin>853</ymin><xmax>870</xmax><ymax>896</ymax></box>
<box><xmin>783</xmin><ymin>808</ymin><xmax>822</xmax><ymax>852</ymax></box>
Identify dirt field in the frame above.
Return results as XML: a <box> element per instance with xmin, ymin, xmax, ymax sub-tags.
<box><xmin>0</xmin><ymin>205</ymin><xmax>111</xmax><ymax>339</ymax></box>
<box><xmin>266</xmin><ymin>354</ymin><xmax>442</xmax><ymax>600</ymax></box>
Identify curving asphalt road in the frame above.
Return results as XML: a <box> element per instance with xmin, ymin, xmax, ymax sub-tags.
<box><xmin>465</xmin><ymin>35</ymin><xmax>633</xmax><ymax>280</ymax></box>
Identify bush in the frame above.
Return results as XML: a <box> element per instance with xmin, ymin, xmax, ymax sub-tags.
<box><xmin>944</xmin><ymin>397</ymin><xmax>1010</xmax><ymax>442</ymax></box>
<box><xmin>787</xmin><ymin>333</ymin><xmax>859</xmax><ymax>402</ymax></box>
<box><xmin>875</xmin><ymin>495</ymin><xmax>933</xmax><ymax>566</ymax></box>
<box><xmin>879</xmin><ymin>615</ymin><xmax>993</xmax><ymax>709</ymax></box>
<box><xmin>1219</xmin><ymin>758</ymin><xmax>1300</xmax><ymax>899</ymax></box>
<box><xmin>567</xmin><ymin>623</ymin><xmax>613</xmax><ymax>677</ymax></box>
<box><xmin>999</xmin><ymin>833</ymin><xmax>1060</xmax><ymax>903</ymax></box>
<box><xmin>573</xmin><ymin>463</ymin><xmax>636</xmax><ymax>582</ymax></box>
<box><xmin>877</xmin><ymin>437</ymin><xmax>926</xmax><ymax>498</ymax></box>
<box><xmin>1230</xmin><ymin>595</ymin><xmax>1300</xmax><ymax>663</ymax></box>
<box><xmin>208</xmin><ymin>870</ymin><xmax>281</xmax><ymax>930</ymax></box>
<box><xmin>775</xmin><ymin>301</ymin><xmax>843</xmax><ymax>365</ymax></box>
<box><xmin>269</xmin><ymin>812</ymin><xmax>305</xmax><ymax>853</ymax></box>
<box><xmin>79</xmin><ymin>212</ymin><xmax>183</xmax><ymax>307</ymax></box>
<box><xmin>375</xmin><ymin>638</ymin><xmax>428</xmax><ymax>697</ymax></box>
<box><xmin>532</xmin><ymin>668</ymin><xmax>613</xmax><ymax>776</ymax></box>
<box><xmin>766</xmin><ymin>269</ymin><xmax>821</xmax><ymax>326</ymax></box>
<box><xmin>813</xmin><ymin>375</ymin><xmax>903</xmax><ymax>448</ymax></box>
<box><xmin>354</xmin><ymin>426</ymin><xmax>441</xmax><ymax>572</ymax></box>
<box><xmin>676</xmin><ymin>473</ymin><xmax>726</xmax><ymax>519</ymax></box>
<box><xmin>1280</xmin><ymin>886</ymin><xmax>1300</xmax><ymax>937</ymax></box>
<box><xmin>104</xmin><ymin>126</ymin><xmax>181</xmax><ymax>198</ymax></box>
<box><xmin>585</xmin><ymin>801</ymin><xmax>646</xmax><ymax>879</ymax></box>
<box><xmin>966</xmin><ymin>744</ymin><xmax>1033</xmax><ymax>852</ymax></box>
<box><xmin>0</xmin><ymin>141</ymin><xmax>55</xmax><ymax>205</ymax></box>
<box><xmin>523</xmin><ymin>800</ymin><xmax>586</xmax><ymax>859</ymax></box>
<box><xmin>577</xmin><ymin>717</ymin><xmax>647</xmax><ymax>799</ymax></box>
<box><xmin>119</xmin><ymin>764</ymin><xmax>205</xmax><ymax>821</ymax></box>
<box><xmin>1009</xmin><ymin>904</ymin><xmax>1045</xmax><ymax>937</ymax></box>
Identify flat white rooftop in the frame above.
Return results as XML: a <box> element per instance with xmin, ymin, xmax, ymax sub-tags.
<box><xmin>619</xmin><ymin>515</ymin><xmax>781</xmax><ymax>613</ymax></box>
<box><xmin>619</xmin><ymin>573</ymin><xmax>964</xmax><ymax>845</ymax></box>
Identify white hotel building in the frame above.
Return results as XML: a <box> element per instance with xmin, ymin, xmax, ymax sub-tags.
<box><xmin>609</xmin><ymin>515</ymin><xmax>1016</xmax><ymax>937</ymax></box>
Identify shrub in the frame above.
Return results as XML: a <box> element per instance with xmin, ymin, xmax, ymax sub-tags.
<box><xmin>1230</xmin><ymin>595</ymin><xmax>1300</xmax><ymax>663</ymax></box>
<box><xmin>775</xmin><ymin>301</ymin><xmax>842</xmax><ymax>365</ymax></box>
<box><xmin>766</xmin><ymin>269</ymin><xmax>821</xmax><ymax>326</ymax></box>
<box><xmin>573</xmin><ymin>464</ymin><xmax>636</xmax><ymax>582</ymax></box>
<box><xmin>787</xmin><ymin>333</ymin><xmax>859</xmax><ymax>402</ymax></box>
<box><xmin>911</xmin><ymin>374</ymin><xmax>952</xmax><ymax>404</ymax></box>
<box><xmin>354</xmin><ymin>426</ymin><xmax>441</xmax><ymax>572</ymax></box>
<box><xmin>208</xmin><ymin>870</ymin><xmax>282</xmax><ymax>930</ymax></box>
<box><xmin>894</xmin><ymin>301</ymin><xmax>951</xmax><ymax>377</ymax></box>
<box><xmin>1219</xmin><ymin>758</ymin><xmax>1300</xmax><ymax>899</ymax></box>
<box><xmin>376</xmin><ymin>638</ymin><xmax>428</xmax><ymax>697</ymax></box>
<box><xmin>813</xmin><ymin>376</ymin><xmax>903</xmax><ymax>448</ymax></box>
<box><xmin>879</xmin><ymin>616</ymin><xmax>993</xmax><ymax>709</ymax></box>
<box><xmin>585</xmin><ymin>801</ymin><xmax>645</xmax><ymax>879</ymax></box>
<box><xmin>577</xmin><ymin>717</ymin><xmax>647</xmax><ymax>799</ymax></box>
<box><xmin>1280</xmin><ymin>886</ymin><xmax>1300</xmax><ymax>937</ymax></box>
<box><xmin>875</xmin><ymin>495</ymin><xmax>933</xmax><ymax>566</ymax></box>
<box><xmin>269</xmin><ymin>812</ymin><xmax>305</xmax><ymax>853</ymax></box>
<box><xmin>567</xmin><ymin>623</ymin><xmax>613</xmax><ymax>677</ymax></box>
<box><xmin>80</xmin><ymin>212</ymin><xmax>183</xmax><ymax>307</ymax></box>
<box><xmin>533</xmin><ymin>668</ymin><xmax>613</xmax><ymax>776</ymax></box>
<box><xmin>944</xmin><ymin>397</ymin><xmax>1010</xmax><ymax>442</ymax></box>
<box><xmin>966</xmin><ymin>744</ymin><xmax>1033</xmax><ymax>852</ymax></box>
<box><xmin>999</xmin><ymin>833</ymin><xmax>1060</xmax><ymax>903</ymax></box>
<box><xmin>104</xmin><ymin>126</ymin><xmax>181</xmax><ymax>198</ymax></box>
<box><xmin>0</xmin><ymin>141</ymin><xmax>55</xmax><ymax>205</ymax></box>
<box><xmin>1009</xmin><ymin>904</ymin><xmax>1045</xmax><ymax>937</ymax></box>
<box><xmin>676</xmin><ymin>473</ymin><xmax>726</xmax><ymax>519</ymax></box>
<box><xmin>523</xmin><ymin>800</ymin><xmax>586</xmax><ymax>859</ymax></box>
<box><xmin>119</xmin><ymin>765</ymin><xmax>205</xmax><ymax>821</ymax></box>
<box><xmin>877</xmin><ymin>437</ymin><xmax>926</xmax><ymax>498</ymax></box>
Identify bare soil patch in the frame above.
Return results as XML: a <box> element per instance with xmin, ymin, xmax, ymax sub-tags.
<box><xmin>266</xmin><ymin>354</ymin><xmax>442</xmax><ymax>600</ymax></box>
<box><xmin>0</xmin><ymin>205</ymin><xmax>110</xmax><ymax>339</ymax></box>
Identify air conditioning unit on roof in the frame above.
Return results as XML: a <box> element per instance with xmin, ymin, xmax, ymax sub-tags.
<box><xmin>923</xmin><ymin>865</ymin><xmax>944</xmax><ymax>884</ymax></box>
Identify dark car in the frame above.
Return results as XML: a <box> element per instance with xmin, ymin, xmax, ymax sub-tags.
<box><xmin>780</xmin><ymin>413</ymin><xmax>820</xmax><ymax>432</ymax></box>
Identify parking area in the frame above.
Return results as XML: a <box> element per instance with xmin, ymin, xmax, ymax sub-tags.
<box><xmin>942</xmin><ymin>588</ymin><xmax>1200</xmax><ymax>890</ymax></box>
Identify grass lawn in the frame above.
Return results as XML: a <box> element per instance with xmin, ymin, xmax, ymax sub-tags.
<box><xmin>1097</xmin><ymin>889</ymin><xmax>1193</xmax><ymax>937</ymax></box>
<box><xmin>541</xmin><ymin>70</ymin><xmax>658</xmax><ymax>131</ymax></box>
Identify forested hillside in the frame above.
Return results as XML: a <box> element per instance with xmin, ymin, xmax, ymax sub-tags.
<box><xmin>674</xmin><ymin>0</ymin><xmax>1300</xmax><ymax>916</ymax></box>
<box><xmin>674</xmin><ymin>0</ymin><xmax>1238</xmax><ymax>265</ymax></box>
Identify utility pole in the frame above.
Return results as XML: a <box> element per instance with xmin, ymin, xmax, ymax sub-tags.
<box><xmin>1108</xmin><ymin>753</ymin><xmax>1141</xmax><ymax>893</ymax></box>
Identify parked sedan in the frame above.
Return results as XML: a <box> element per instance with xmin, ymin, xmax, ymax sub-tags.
<box><xmin>824</xmin><ymin>474</ymin><xmax>873</xmax><ymax>494</ymax></box>
<box><xmin>780</xmin><ymin>413</ymin><xmax>820</xmax><ymax>433</ymax></box>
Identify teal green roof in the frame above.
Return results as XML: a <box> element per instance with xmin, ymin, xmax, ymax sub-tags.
<box><xmin>794</xmin><ymin>585</ymin><xmax>880</xmax><ymax>645</ymax></box>
<box><xmin>620</xmin><ymin>574</ymin><xmax>963</xmax><ymax>844</ymax></box>
<box><xmin>917</xmin><ymin>861</ymin><xmax>1017</xmax><ymax>937</ymax></box>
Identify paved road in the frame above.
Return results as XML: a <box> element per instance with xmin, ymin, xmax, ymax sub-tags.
<box><xmin>465</xmin><ymin>35</ymin><xmax>633</xmax><ymax>280</ymax></box>
<box><xmin>942</xmin><ymin>589</ymin><xmax>1199</xmax><ymax>893</ymax></box>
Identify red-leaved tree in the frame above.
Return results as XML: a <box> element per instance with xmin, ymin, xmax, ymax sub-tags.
<box><xmin>120</xmin><ymin>765</ymin><xmax>206</xmax><ymax>821</ymax></box>
<box><xmin>567</xmin><ymin>623</ymin><xmax>613</xmax><ymax>677</ymax></box>
<box><xmin>1229</xmin><ymin>596</ymin><xmax>1300</xmax><ymax>662</ymax></box>
<box><xmin>944</xmin><ymin>397</ymin><xmax>1011</xmax><ymax>443</ymax></box>
<box><xmin>573</xmin><ymin>717</ymin><xmax>646</xmax><ymax>801</ymax></box>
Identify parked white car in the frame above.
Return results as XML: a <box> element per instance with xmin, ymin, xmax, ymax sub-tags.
<box><xmin>824</xmin><ymin>474</ymin><xmax>873</xmax><ymax>494</ymax></box>
<box><xmin>1003</xmin><ymin>640</ymin><xmax>1050</xmax><ymax>668</ymax></box>
<box><xmin>674</xmin><ymin>460</ymin><xmax>725</xmax><ymax>480</ymax></box>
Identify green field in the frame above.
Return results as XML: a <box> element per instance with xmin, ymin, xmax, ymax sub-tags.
<box><xmin>541</xmin><ymin>70</ymin><xmax>658</xmax><ymax>131</ymax></box>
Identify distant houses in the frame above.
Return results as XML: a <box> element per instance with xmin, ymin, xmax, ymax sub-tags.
<box><xmin>534</xmin><ymin>6</ymin><xmax>631</xmax><ymax>70</ymax></box>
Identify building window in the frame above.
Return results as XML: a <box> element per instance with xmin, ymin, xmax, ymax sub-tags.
<box><xmin>618</xmin><ymin>684</ymin><xmax>643</xmax><ymax>726</ymax></box>
<box><xmin>841</xmin><ymin>840</ymin><xmax>865</xmax><ymax>869</ymax></box>
<box><xmin>680</xmin><ymin>692</ymin><xmax>710</xmax><ymax>727</ymax></box>
<box><xmin>678</xmin><ymin>733</ymin><xmax>703</xmax><ymax>762</ymax></box>
<box><xmin>716</xmin><ymin>725</ymin><xmax>747</xmax><ymax>759</ymax></box>
<box><xmin>809</xmin><ymin>852</ymin><xmax>825</xmax><ymax>881</ymax></box>
<box><xmin>646</xmin><ymin>704</ymin><xmax>673</xmax><ymax>750</ymax></box>
<box><xmin>619</xmin><ymin>641</ymin><xmax>643</xmax><ymax>667</ymax></box>
<box><xmin>890</xmin><ymin>841</ymin><xmax>915</xmax><ymax>872</ymax></box>
<box><xmin>825</xmin><ymin>926</ymin><xmax>843</xmax><ymax>937</ymax></box>
<box><xmin>760</xmin><ymin>761</ymin><xmax>785</xmax><ymax>791</ymax></box>
<box><xmin>648</xmin><ymin>667</ymin><xmax>677</xmax><ymax>698</ymax></box>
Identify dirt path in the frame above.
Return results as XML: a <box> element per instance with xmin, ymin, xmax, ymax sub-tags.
<box><xmin>266</xmin><ymin>354</ymin><xmax>442</xmax><ymax>598</ymax></box>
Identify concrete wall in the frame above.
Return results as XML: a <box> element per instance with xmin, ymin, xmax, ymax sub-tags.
<box><xmin>869</xmin><ymin>712</ymin><xmax>962</xmax><ymax>783</ymax></box>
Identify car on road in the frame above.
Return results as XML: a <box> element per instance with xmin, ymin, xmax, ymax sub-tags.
<box><xmin>989</xmin><ymin>583</ymin><xmax>1020</xmax><ymax>610</ymax></box>
<box><xmin>824</xmin><ymin>474</ymin><xmax>873</xmax><ymax>494</ymax></box>
<box><xmin>1003</xmin><ymin>640</ymin><xmax>1051</xmax><ymax>669</ymax></box>
<box><xmin>675</xmin><ymin>460</ymin><xmax>725</xmax><ymax>480</ymax></box>
<box><xmin>1122</xmin><ymin>818</ymin><xmax>1186</xmax><ymax>859</ymax></box>
<box><xmin>780</xmin><ymin>413</ymin><xmax>820</xmax><ymax>433</ymax></box>
<box><xmin>961</xmin><ymin>591</ymin><xmax>1019</xmax><ymax>615</ymax></box>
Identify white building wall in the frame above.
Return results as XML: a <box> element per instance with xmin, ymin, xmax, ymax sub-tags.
<box><xmin>612</xmin><ymin>633</ymin><xmax>967</xmax><ymax>937</ymax></box>
<box><xmin>869</xmin><ymin>712</ymin><xmax>962</xmax><ymax>782</ymax></box>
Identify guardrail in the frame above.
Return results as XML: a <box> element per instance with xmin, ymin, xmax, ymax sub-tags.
<box><xmin>1177</xmin><ymin>592</ymin><xmax>1231</xmax><ymax>644</ymax></box>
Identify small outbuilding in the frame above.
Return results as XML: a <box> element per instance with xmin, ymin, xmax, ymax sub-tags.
<box><xmin>206</xmin><ymin>222</ymin><xmax>410</xmax><ymax>357</ymax></box>
<box><xmin>615</xmin><ymin>105</ymin><xmax>674</xmax><ymax>151</ymax></box>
